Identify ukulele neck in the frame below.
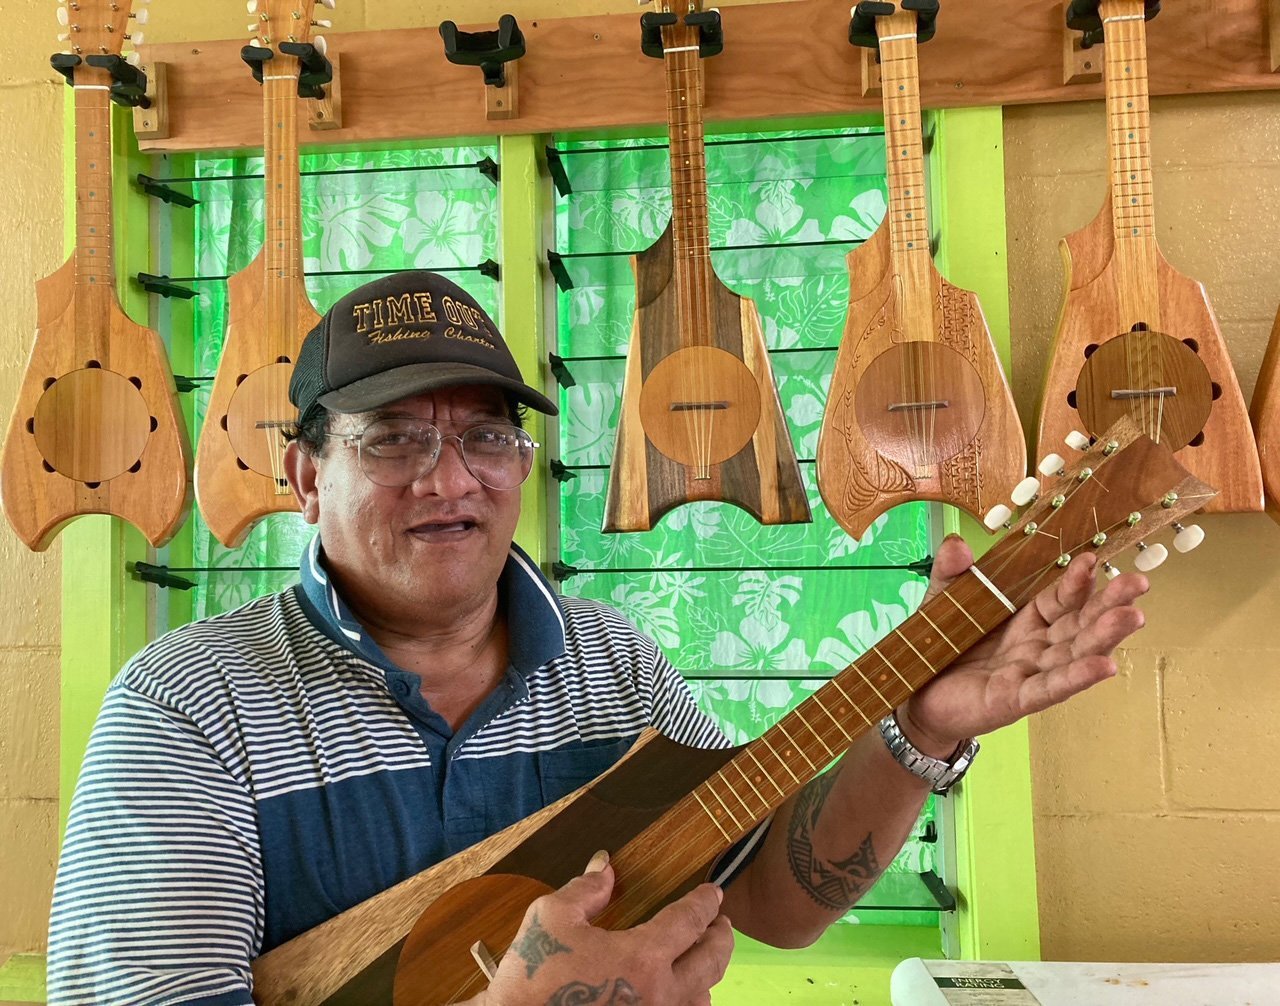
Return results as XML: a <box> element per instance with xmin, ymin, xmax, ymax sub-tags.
<box><xmin>73</xmin><ymin>68</ymin><xmax>116</xmax><ymax>297</ymax></box>
<box><xmin>262</xmin><ymin>63</ymin><xmax>306</xmax><ymax>352</ymax></box>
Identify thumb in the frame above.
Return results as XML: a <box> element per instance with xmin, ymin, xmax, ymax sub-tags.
<box><xmin>926</xmin><ymin>534</ymin><xmax>973</xmax><ymax>599</ymax></box>
<box><xmin>544</xmin><ymin>851</ymin><xmax>615</xmax><ymax>926</ymax></box>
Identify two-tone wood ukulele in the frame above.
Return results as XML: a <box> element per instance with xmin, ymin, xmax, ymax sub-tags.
<box><xmin>193</xmin><ymin>0</ymin><xmax>330</xmax><ymax>546</ymax></box>
<box><xmin>817</xmin><ymin>1</ymin><xmax>1025</xmax><ymax>542</ymax></box>
<box><xmin>602</xmin><ymin>1</ymin><xmax>810</xmax><ymax>533</ymax></box>
<box><xmin>1249</xmin><ymin>305</ymin><xmax>1280</xmax><ymax>521</ymax></box>
<box><xmin>1036</xmin><ymin>0</ymin><xmax>1262</xmax><ymax>514</ymax></box>
<box><xmin>0</xmin><ymin>0</ymin><xmax>191</xmax><ymax>550</ymax></box>
<box><xmin>247</xmin><ymin>417</ymin><xmax>1212</xmax><ymax>1006</ymax></box>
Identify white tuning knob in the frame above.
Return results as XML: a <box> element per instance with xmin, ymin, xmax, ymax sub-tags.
<box><xmin>246</xmin><ymin>0</ymin><xmax>258</xmax><ymax>11</ymax></box>
<box><xmin>1132</xmin><ymin>542</ymin><xmax>1168</xmax><ymax>573</ymax></box>
<box><xmin>983</xmin><ymin>504</ymin><xmax>1013</xmax><ymax>531</ymax></box>
<box><xmin>319</xmin><ymin>0</ymin><xmax>337</xmax><ymax>8</ymax></box>
<box><xmin>57</xmin><ymin>6</ymin><xmax>69</xmax><ymax>25</ymax></box>
<box><xmin>247</xmin><ymin>22</ymin><xmax>260</xmax><ymax>34</ymax></box>
<box><xmin>132</xmin><ymin>8</ymin><xmax>148</xmax><ymax>23</ymax></box>
<box><xmin>313</xmin><ymin>17</ymin><xmax>333</xmax><ymax>27</ymax></box>
<box><xmin>1065</xmin><ymin>430</ymin><xmax>1091</xmax><ymax>451</ymax></box>
<box><xmin>1011</xmin><ymin>476</ymin><xmax>1041</xmax><ymax>506</ymax></box>
<box><xmin>313</xmin><ymin>34</ymin><xmax>329</xmax><ymax>56</ymax></box>
<box><xmin>57</xmin><ymin>31</ymin><xmax>70</xmax><ymax>41</ymax></box>
<box><xmin>1037</xmin><ymin>453</ymin><xmax>1066</xmax><ymax>477</ymax></box>
<box><xmin>125</xmin><ymin>51</ymin><xmax>141</xmax><ymax>65</ymax></box>
<box><xmin>127</xmin><ymin>30</ymin><xmax>144</xmax><ymax>45</ymax></box>
<box><xmin>1101</xmin><ymin>561</ymin><xmax>1121</xmax><ymax>580</ymax></box>
<box><xmin>1173</xmin><ymin>523</ymin><xmax>1205</xmax><ymax>553</ymax></box>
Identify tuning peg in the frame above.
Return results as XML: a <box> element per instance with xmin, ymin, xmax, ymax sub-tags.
<box><xmin>318</xmin><ymin>0</ymin><xmax>337</xmax><ymax>8</ymax></box>
<box><xmin>313</xmin><ymin>34</ymin><xmax>329</xmax><ymax>56</ymax></box>
<box><xmin>247</xmin><ymin>23</ymin><xmax>260</xmax><ymax>34</ymax></box>
<box><xmin>56</xmin><ymin>6</ymin><xmax>69</xmax><ymax>25</ymax></box>
<box><xmin>1101</xmin><ymin>561</ymin><xmax>1122</xmax><ymax>580</ymax></box>
<box><xmin>125</xmin><ymin>51</ymin><xmax>141</xmax><ymax>66</ymax></box>
<box><xmin>126</xmin><ymin>30</ymin><xmax>144</xmax><ymax>45</ymax></box>
<box><xmin>1172</xmin><ymin>522</ymin><xmax>1205</xmax><ymax>553</ymax></box>
<box><xmin>1011</xmin><ymin>476</ymin><xmax>1041</xmax><ymax>507</ymax></box>
<box><xmin>312</xmin><ymin>17</ymin><xmax>332</xmax><ymax>27</ymax></box>
<box><xmin>247</xmin><ymin>0</ymin><xmax>258</xmax><ymax>11</ymax></box>
<box><xmin>983</xmin><ymin>503</ymin><xmax>1012</xmax><ymax>531</ymax></box>
<box><xmin>1132</xmin><ymin>542</ymin><xmax>1168</xmax><ymax>572</ymax></box>
<box><xmin>57</xmin><ymin>31</ymin><xmax>71</xmax><ymax>41</ymax></box>
<box><xmin>1037</xmin><ymin>453</ymin><xmax>1066</xmax><ymax>477</ymax></box>
<box><xmin>131</xmin><ymin>8</ymin><xmax>148</xmax><ymax>23</ymax></box>
<box><xmin>1065</xmin><ymin>430</ymin><xmax>1091</xmax><ymax>451</ymax></box>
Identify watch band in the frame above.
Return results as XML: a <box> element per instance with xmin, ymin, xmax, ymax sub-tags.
<box><xmin>877</xmin><ymin>713</ymin><xmax>979</xmax><ymax>795</ymax></box>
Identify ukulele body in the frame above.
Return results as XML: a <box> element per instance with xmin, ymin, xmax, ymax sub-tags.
<box><xmin>1</xmin><ymin>257</ymin><xmax>191</xmax><ymax>549</ymax></box>
<box><xmin>195</xmin><ymin>252</ymin><xmax>320</xmax><ymax>547</ymax></box>
<box><xmin>1038</xmin><ymin>200</ymin><xmax>1262</xmax><ymax>513</ymax></box>
<box><xmin>1248</xmin><ymin>306</ymin><xmax>1280</xmax><ymax>523</ymax></box>
<box><xmin>817</xmin><ymin>221</ymin><xmax>1025</xmax><ymax>540</ymax></box>
<box><xmin>604</xmin><ymin>224</ymin><xmax>810</xmax><ymax>532</ymax></box>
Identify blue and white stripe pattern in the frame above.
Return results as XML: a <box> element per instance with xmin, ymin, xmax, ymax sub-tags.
<box><xmin>46</xmin><ymin>539</ymin><xmax>740</xmax><ymax>1006</ymax></box>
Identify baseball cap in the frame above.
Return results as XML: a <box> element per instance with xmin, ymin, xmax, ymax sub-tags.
<box><xmin>289</xmin><ymin>270</ymin><xmax>558</xmax><ymax>420</ymax></box>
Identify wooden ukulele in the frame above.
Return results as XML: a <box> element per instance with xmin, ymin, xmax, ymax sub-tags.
<box><xmin>1249</xmin><ymin>305</ymin><xmax>1280</xmax><ymax>521</ymax></box>
<box><xmin>602</xmin><ymin>1</ymin><xmax>810</xmax><ymax>533</ymax></box>
<box><xmin>1036</xmin><ymin>0</ymin><xmax>1262</xmax><ymax>513</ymax></box>
<box><xmin>0</xmin><ymin>1</ymin><xmax>191</xmax><ymax>550</ymax></box>
<box><xmin>250</xmin><ymin>418</ymin><xmax>1211</xmax><ymax>1006</ymax></box>
<box><xmin>193</xmin><ymin>0</ymin><xmax>328</xmax><ymax>546</ymax></box>
<box><xmin>817</xmin><ymin>1</ymin><xmax>1025</xmax><ymax>542</ymax></box>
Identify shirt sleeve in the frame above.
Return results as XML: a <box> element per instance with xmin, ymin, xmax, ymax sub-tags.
<box><xmin>47</xmin><ymin>678</ymin><xmax>263</xmax><ymax>1006</ymax></box>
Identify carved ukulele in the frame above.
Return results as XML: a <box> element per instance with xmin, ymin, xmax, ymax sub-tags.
<box><xmin>0</xmin><ymin>1</ymin><xmax>191</xmax><ymax>550</ymax></box>
<box><xmin>817</xmin><ymin>1</ymin><xmax>1025</xmax><ymax>542</ymax></box>
<box><xmin>193</xmin><ymin>0</ymin><xmax>330</xmax><ymax>546</ymax></box>
<box><xmin>249</xmin><ymin>419</ymin><xmax>1211</xmax><ymax>1006</ymax></box>
<box><xmin>1036</xmin><ymin>0</ymin><xmax>1261</xmax><ymax>513</ymax></box>
<box><xmin>602</xmin><ymin>1</ymin><xmax>810</xmax><ymax>533</ymax></box>
<box><xmin>1249</xmin><ymin>305</ymin><xmax>1280</xmax><ymax>521</ymax></box>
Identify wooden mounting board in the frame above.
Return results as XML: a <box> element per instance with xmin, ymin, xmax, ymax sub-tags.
<box><xmin>137</xmin><ymin>0</ymin><xmax>1280</xmax><ymax>154</ymax></box>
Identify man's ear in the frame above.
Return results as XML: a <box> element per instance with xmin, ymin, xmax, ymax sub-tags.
<box><xmin>284</xmin><ymin>441</ymin><xmax>321</xmax><ymax>524</ymax></box>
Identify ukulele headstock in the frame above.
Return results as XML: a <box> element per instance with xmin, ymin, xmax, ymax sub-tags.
<box><xmin>247</xmin><ymin>0</ymin><xmax>333</xmax><ymax>54</ymax></box>
<box><xmin>976</xmin><ymin>417</ymin><xmax>1215</xmax><ymax>609</ymax></box>
<box><xmin>56</xmin><ymin>0</ymin><xmax>144</xmax><ymax>58</ymax></box>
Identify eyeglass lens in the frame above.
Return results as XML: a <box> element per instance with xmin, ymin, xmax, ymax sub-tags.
<box><xmin>358</xmin><ymin>419</ymin><xmax>534</xmax><ymax>490</ymax></box>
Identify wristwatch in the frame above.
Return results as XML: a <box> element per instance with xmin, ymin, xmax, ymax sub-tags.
<box><xmin>877</xmin><ymin>713</ymin><xmax>979</xmax><ymax>795</ymax></box>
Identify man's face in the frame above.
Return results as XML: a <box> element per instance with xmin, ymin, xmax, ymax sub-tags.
<box><xmin>288</xmin><ymin>384</ymin><xmax>523</xmax><ymax>630</ymax></box>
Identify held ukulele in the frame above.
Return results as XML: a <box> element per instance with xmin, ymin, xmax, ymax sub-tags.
<box><xmin>817</xmin><ymin>1</ymin><xmax>1025</xmax><ymax>542</ymax></box>
<box><xmin>248</xmin><ymin>417</ymin><xmax>1212</xmax><ymax>1006</ymax></box>
<box><xmin>602</xmin><ymin>1</ymin><xmax>810</xmax><ymax>533</ymax></box>
<box><xmin>1035</xmin><ymin>0</ymin><xmax>1262</xmax><ymax>513</ymax></box>
<box><xmin>193</xmin><ymin>0</ymin><xmax>331</xmax><ymax>546</ymax></box>
<box><xmin>0</xmin><ymin>0</ymin><xmax>191</xmax><ymax>550</ymax></box>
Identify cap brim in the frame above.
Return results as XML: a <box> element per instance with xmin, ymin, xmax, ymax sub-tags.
<box><xmin>315</xmin><ymin>362</ymin><xmax>559</xmax><ymax>417</ymax></box>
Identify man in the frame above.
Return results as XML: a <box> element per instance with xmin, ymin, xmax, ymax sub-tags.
<box><xmin>47</xmin><ymin>271</ymin><xmax>1148</xmax><ymax>1005</ymax></box>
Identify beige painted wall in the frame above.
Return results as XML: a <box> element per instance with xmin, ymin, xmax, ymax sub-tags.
<box><xmin>1006</xmin><ymin>94</ymin><xmax>1280</xmax><ymax>962</ymax></box>
<box><xmin>3</xmin><ymin>0</ymin><xmax>1278</xmax><ymax>972</ymax></box>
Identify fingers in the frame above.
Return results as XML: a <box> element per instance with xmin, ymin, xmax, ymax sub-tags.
<box><xmin>1032</xmin><ymin>551</ymin><xmax>1099</xmax><ymax>627</ymax></box>
<box><xmin>637</xmin><ymin>883</ymin><xmax>725</xmax><ymax>956</ymax></box>
<box><xmin>925</xmin><ymin>535</ymin><xmax>974</xmax><ymax>599</ymax></box>
<box><xmin>671</xmin><ymin>912</ymin><xmax>734</xmax><ymax>1001</ymax></box>
<box><xmin>536</xmin><ymin>854</ymin><xmax>616</xmax><ymax>928</ymax></box>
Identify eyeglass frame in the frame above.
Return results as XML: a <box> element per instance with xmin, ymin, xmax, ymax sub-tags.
<box><xmin>320</xmin><ymin>417</ymin><xmax>541</xmax><ymax>491</ymax></box>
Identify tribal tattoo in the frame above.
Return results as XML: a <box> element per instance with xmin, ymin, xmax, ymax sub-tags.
<box><xmin>785</xmin><ymin>768</ymin><xmax>882</xmax><ymax>911</ymax></box>
<box><xmin>511</xmin><ymin>910</ymin><xmax>572</xmax><ymax>978</ymax></box>
<box><xmin>545</xmin><ymin>978</ymin><xmax>641</xmax><ymax>1005</ymax></box>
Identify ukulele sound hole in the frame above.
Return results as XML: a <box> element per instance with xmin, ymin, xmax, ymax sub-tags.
<box><xmin>638</xmin><ymin>347</ymin><xmax>762</xmax><ymax>471</ymax></box>
<box><xmin>854</xmin><ymin>342</ymin><xmax>986</xmax><ymax>472</ymax></box>
<box><xmin>225</xmin><ymin>363</ymin><xmax>295</xmax><ymax>481</ymax></box>
<box><xmin>1073</xmin><ymin>329</ymin><xmax>1213</xmax><ymax>451</ymax></box>
<box><xmin>33</xmin><ymin>368</ymin><xmax>150</xmax><ymax>483</ymax></box>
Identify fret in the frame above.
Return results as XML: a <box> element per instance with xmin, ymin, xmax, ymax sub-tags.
<box><xmin>795</xmin><ymin>712</ymin><xmax>837</xmax><ymax>760</ymax></box>
<box><xmin>757</xmin><ymin>734</ymin><xmax>802</xmax><ymax>784</ymax></box>
<box><xmin>943</xmin><ymin>588</ymin><xmax>985</xmax><ymax>632</ymax></box>
<box><xmin>726</xmin><ymin>757</ymin><xmax>770</xmax><ymax>807</ymax></box>
<box><xmin>811</xmin><ymin>694</ymin><xmax>853</xmax><ymax>744</ymax></box>
<box><xmin>692</xmin><ymin>790</ymin><xmax>732</xmax><ymax>842</ymax></box>
<box><xmin>852</xmin><ymin>661</ymin><xmax>895</xmax><ymax>713</ymax></box>
<box><xmin>894</xmin><ymin>627</ymin><xmax>935</xmax><ymax>674</ymax></box>
<box><xmin>704</xmin><ymin>776</ymin><xmax>746</xmax><ymax>829</ymax></box>
<box><xmin>828</xmin><ymin>678</ymin><xmax>874</xmax><ymax>726</ymax></box>
<box><xmin>741</xmin><ymin>747</ymin><xmax>788</xmax><ymax>798</ymax></box>
<box><xmin>774</xmin><ymin>720</ymin><xmax>819</xmax><ymax>772</ymax></box>
<box><xmin>919</xmin><ymin>610</ymin><xmax>960</xmax><ymax>653</ymax></box>
<box><xmin>870</xmin><ymin>645</ymin><xmax>910</xmax><ymax>691</ymax></box>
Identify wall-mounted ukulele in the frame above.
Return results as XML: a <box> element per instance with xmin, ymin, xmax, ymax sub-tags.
<box><xmin>1249</xmin><ymin>304</ymin><xmax>1280</xmax><ymax>521</ymax></box>
<box><xmin>1036</xmin><ymin>0</ymin><xmax>1262</xmax><ymax>513</ymax></box>
<box><xmin>193</xmin><ymin>0</ymin><xmax>332</xmax><ymax>547</ymax></box>
<box><xmin>817</xmin><ymin>1</ymin><xmax>1025</xmax><ymax>542</ymax></box>
<box><xmin>0</xmin><ymin>0</ymin><xmax>191</xmax><ymax>551</ymax></box>
<box><xmin>246</xmin><ymin>417</ymin><xmax>1211</xmax><ymax>1006</ymax></box>
<box><xmin>602</xmin><ymin>1</ymin><xmax>810</xmax><ymax>533</ymax></box>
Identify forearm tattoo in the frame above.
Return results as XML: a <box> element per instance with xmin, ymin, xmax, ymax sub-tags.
<box><xmin>512</xmin><ymin>910</ymin><xmax>572</xmax><ymax>978</ymax></box>
<box><xmin>545</xmin><ymin>978</ymin><xmax>640</xmax><ymax>1005</ymax></box>
<box><xmin>786</xmin><ymin>769</ymin><xmax>882</xmax><ymax>911</ymax></box>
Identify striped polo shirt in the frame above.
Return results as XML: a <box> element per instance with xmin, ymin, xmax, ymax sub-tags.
<box><xmin>46</xmin><ymin>538</ymin><xmax>747</xmax><ymax>1006</ymax></box>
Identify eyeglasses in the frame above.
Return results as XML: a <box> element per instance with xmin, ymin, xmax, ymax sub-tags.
<box><xmin>324</xmin><ymin>418</ymin><xmax>538</xmax><ymax>490</ymax></box>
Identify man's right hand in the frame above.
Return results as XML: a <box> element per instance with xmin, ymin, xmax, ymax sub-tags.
<box><xmin>475</xmin><ymin>852</ymin><xmax>733</xmax><ymax>1005</ymax></box>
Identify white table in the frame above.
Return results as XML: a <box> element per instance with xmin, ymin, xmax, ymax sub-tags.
<box><xmin>890</xmin><ymin>958</ymin><xmax>1280</xmax><ymax>1005</ymax></box>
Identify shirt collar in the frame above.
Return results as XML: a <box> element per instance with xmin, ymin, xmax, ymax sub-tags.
<box><xmin>297</xmin><ymin>534</ymin><xmax>566</xmax><ymax>675</ymax></box>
